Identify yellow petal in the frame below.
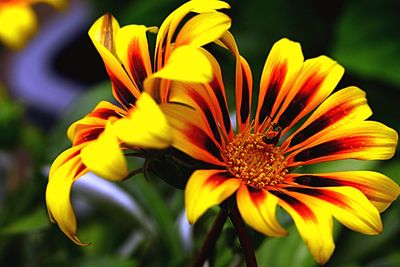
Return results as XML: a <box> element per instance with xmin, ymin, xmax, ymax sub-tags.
<box><xmin>255</xmin><ymin>38</ymin><xmax>304</xmax><ymax>131</ymax></box>
<box><xmin>0</xmin><ymin>4</ymin><xmax>37</xmax><ymax>50</ymax></box>
<box><xmin>287</xmin><ymin>121</ymin><xmax>398</xmax><ymax>166</ymax></box>
<box><xmin>274</xmin><ymin>55</ymin><xmax>345</xmax><ymax>135</ymax></box>
<box><xmin>81</xmin><ymin>121</ymin><xmax>128</xmax><ymax>181</ymax></box>
<box><xmin>113</xmin><ymin>92</ymin><xmax>172</xmax><ymax>149</ymax></box>
<box><xmin>88</xmin><ymin>14</ymin><xmax>141</xmax><ymax>103</ymax></box>
<box><xmin>175</xmin><ymin>12</ymin><xmax>231</xmax><ymax>47</ymax></box>
<box><xmin>272</xmin><ymin>190</ymin><xmax>335</xmax><ymax>265</ymax></box>
<box><xmin>236</xmin><ymin>185</ymin><xmax>287</xmax><ymax>237</ymax></box>
<box><xmin>283</xmin><ymin>86</ymin><xmax>372</xmax><ymax>152</ymax></box>
<box><xmin>185</xmin><ymin>169</ymin><xmax>241</xmax><ymax>224</ymax></box>
<box><xmin>115</xmin><ymin>24</ymin><xmax>155</xmax><ymax>91</ymax></box>
<box><xmin>149</xmin><ymin>45</ymin><xmax>213</xmax><ymax>83</ymax></box>
<box><xmin>46</xmin><ymin>145</ymin><xmax>88</xmax><ymax>245</ymax></box>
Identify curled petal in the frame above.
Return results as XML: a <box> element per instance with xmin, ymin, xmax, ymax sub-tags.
<box><xmin>149</xmin><ymin>45</ymin><xmax>213</xmax><ymax>84</ymax></box>
<box><xmin>113</xmin><ymin>92</ymin><xmax>172</xmax><ymax>149</ymax></box>
<box><xmin>236</xmin><ymin>185</ymin><xmax>287</xmax><ymax>237</ymax></box>
<box><xmin>81</xmin><ymin>121</ymin><xmax>128</xmax><ymax>181</ymax></box>
<box><xmin>175</xmin><ymin>12</ymin><xmax>231</xmax><ymax>47</ymax></box>
<box><xmin>46</xmin><ymin>145</ymin><xmax>88</xmax><ymax>245</ymax></box>
<box><xmin>185</xmin><ymin>169</ymin><xmax>241</xmax><ymax>224</ymax></box>
<box><xmin>88</xmin><ymin>13</ymin><xmax>140</xmax><ymax>107</ymax></box>
<box><xmin>115</xmin><ymin>24</ymin><xmax>155</xmax><ymax>91</ymax></box>
<box><xmin>67</xmin><ymin>101</ymin><xmax>125</xmax><ymax>145</ymax></box>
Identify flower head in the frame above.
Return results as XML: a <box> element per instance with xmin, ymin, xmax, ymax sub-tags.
<box><xmin>163</xmin><ymin>36</ymin><xmax>399</xmax><ymax>264</ymax></box>
<box><xmin>0</xmin><ymin>0</ymin><xmax>67</xmax><ymax>49</ymax></box>
<box><xmin>45</xmin><ymin>0</ymin><xmax>231</xmax><ymax>245</ymax></box>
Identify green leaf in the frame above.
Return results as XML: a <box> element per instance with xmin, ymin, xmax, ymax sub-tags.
<box><xmin>331</xmin><ymin>0</ymin><xmax>400</xmax><ymax>87</ymax></box>
<box><xmin>77</xmin><ymin>255</ymin><xmax>136</xmax><ymax>267</ymax></box>
<box><xmin>0</xmin><ymin>208</ymin><xmax>50</xmax><ymax>235</ymax></box>
<box><xmin>256</xmin><ymin>225</ymin><xmax>317</xmax><ymax>267</ymax></box>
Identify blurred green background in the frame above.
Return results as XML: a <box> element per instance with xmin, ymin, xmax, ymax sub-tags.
<box><xmin>0</xmin><ymin>0</ymin><xmax>399</xmax><ymax>266</ymax></box>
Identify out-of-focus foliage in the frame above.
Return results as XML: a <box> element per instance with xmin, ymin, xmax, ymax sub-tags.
<box><xmin>0</xmin><ymin>0</ymin><xmax>399</xmax><ymax>266</ymax></box>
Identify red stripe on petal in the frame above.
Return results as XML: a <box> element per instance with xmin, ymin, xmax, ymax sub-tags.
<box><xmin>74</xmin><ymin>128</ymin><xmax>105</xmax><ymax>146</ymax></box>
<box><xmin>289</xmin><ymin>102</ymin><xmax>358</xmax><ymax>147</ymax></box>
<box><xmin>108</xmin><ymin>70</ymin><xmax>138</xmax><ymax>108</ymax></box>
<box><xmin>258</xmin><ymin>62</ymin><xmax>288</xmax><ymax>126</ymax></box>
<box><xmin>205</xmin><ymin>171</ymin><xmax>232</xmax><ymax>187</ymax></box>
<box><xmin>187</xmin><ymin>88</ymin><xmax>223</xmax><ymax>145</ymax></box>
<box><xmin>209</xmin><ymin>78</ymin><xmax>232</xmax><ymax>136</ymax></box>
<box><xmin>292</xmin><ymin>175</ymin><xmax>365</xmax><ymax>192</ymax></box>
<box><xmin>183</xmin><ymin>125</ymin><xmax>224</xmax><ymax>163</ymax></box>
<box><xmin>292</xmin><ymin>136</ymin><xmax>372</xmax><ymax>162</ymax></box>
<box><xmin>88</xmin><ymin>108</ymin><xmax>123</xmax><ymax>120</ymax></box>
<box><xmin>285</xmin><ymin>187</ymin><xmax>347</xmax><ymax>209</ymax></box>
<box><xmin>128</xmin><ymin>40</ymin><xmax>149</xmax><ymax>92</ymax></box>
<box><xmin>271</xmin><ymin>190</ymin><xmax>317</xmax><ymax>222</ymax></box>
<box><xmin>278</xmin><ymin>74</ymin><xmax>324</xmax><ymax>129</ymax></box>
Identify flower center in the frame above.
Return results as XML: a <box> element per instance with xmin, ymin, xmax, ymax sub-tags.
<box><xmin>224</xmin><ymin>133</ymin><xmax>287</xmax><ymax>189</ymax></box>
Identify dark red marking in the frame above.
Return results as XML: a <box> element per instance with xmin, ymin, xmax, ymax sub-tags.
<box><xmin>239</xmin><ymin>65</ymin><xmax>251</xmax><ymax>125</ymax></box>
<box><xmin>210</xmin><ymin>78</ymin><xmax>232</xmax><ymax>135</ymax></box>
<box><xmin>248</xmin><ymin>187</ymin><xmax>267</xmax><ymax>204</ymax></box>
<box><xmin>184</xmin><ymin>125</ymin><xmax>224</xmax><ymax>163</ymax></box>
<box><xmin>289</xmin><ymin>103</ymin><xmax>356</xmax><ymax>147</ymax></box>
<box><xmin>129</xmin><ymin>39</ymin><xmax>149</xmax><ymax>92</ymax></box>
<box><xmin>89</xmin><ymin>108</ymin><xmax>122</xmax><ymax>120</ymax></box>
<box><xmin>278</xmin><ymin>74</ymin><xmax>323</xmax><ymax>129</ymax></box>
<box><xmin>74</xmin><ymin>128</ymin><xmax>104</xmax><ymax>146</ymax></box>
<box><xmin>285</xmin><ymin>187</ymin><xmax>347</xmax><ymax>209</ymax></box>
<box><xmin>107</xmin><ymin>69</ymin><xmax>137</xmax><ymax>108</ymax></box>
<box><xmin>293</xmin><ymin>136</ymin><xmax>371</xmax><ymax>162</ymax></box>
<box><xmin>258</xmin><ymin>63</ymin><xmax>287</xmax><ymax>125</ymax></box>
<box><xmin>188</xmin><ymin>89</ymin><xmax>222</xmax><ymax>145</ymax></box>
<box><xmin>293</xmin><ymin>175</ymin><xmax>366</xmax><ymax>192</ymax></box>
<box><xmin>205</xmin><ymin>172</ymin><xmax>231</xmax><ymax>187</ymax></box>
<box><xmin>270</xmin><ymin>190</ymin><xmax>317</xmax><ymax>222</ymax></box>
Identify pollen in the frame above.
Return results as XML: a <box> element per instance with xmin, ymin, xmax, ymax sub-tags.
<box><xmin>224</xmin><ymin>133</ymin><xmax>288</xmax><ymax>190</ymax></box>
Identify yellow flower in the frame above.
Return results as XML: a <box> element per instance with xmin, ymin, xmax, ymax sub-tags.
<box><xmin>0</xmin><ymin>0</ymin><xmax>67</xmax><ymax>50</ymax></box>
<box><xmin>45</xmin><ymin>0</ymin><xmax>231</xmax><ymax>245</ymax></box>
<box><xmin>163</xmin><ymin>36</ymin><xmax>399</xmax><ymax>264</ymax></box>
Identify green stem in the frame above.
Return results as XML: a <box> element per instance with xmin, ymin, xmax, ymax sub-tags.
<box><xmin>228</xmin><ymin>202</ymin><xmax>258</xmax><ymax>267</ymax></box>
<box><xmin>192</xmin><ymin>209</ymin><xmax>228</xmax><ymax>267</ymax></box>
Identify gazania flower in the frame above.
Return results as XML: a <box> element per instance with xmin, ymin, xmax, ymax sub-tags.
<box><xmin>163</xmin><ymin>36</ymin><xmax>399</xmax><ymax>264</ymax></box>
<box><xmin>45</xmin><ymin>0</ymin><xmax>231</xmax><ymax>245</ymax></box>
<box><xmin>0</xmin><ymin>0</ymin><xmax>67</xmax><ymax>49</ymax></box>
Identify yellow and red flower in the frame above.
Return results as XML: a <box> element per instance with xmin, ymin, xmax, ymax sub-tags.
<box><xmin>45</xmin><ymin>0</ymin><xmax>231</xmax><ymax>245</ymax></box>
<box><xmin>0</xmin><ymin>0</ymin><xmax>67</xmax><ymax>49</ymax></box>
<box><xmin>163</xmin><ymin>36</ymin><xmax>399</xmax><ymax>264</ymax></box>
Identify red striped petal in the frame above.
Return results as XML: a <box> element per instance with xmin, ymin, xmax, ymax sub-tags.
<box><xmin>285</xmin><ymin>172</ymin><xmax>400</xmax><ymax>212</ymax></box>
<box><xmin>287</xmin><ymin>121</ymin><xmax>398</xmax><ymax>166</ymax></box>
<box><xmin>270</xmin><ymin>189</ymin><xmax>335</xmax><ymax>264</ymax></box>
<box><xmin>283</xmin><ymin>86</ymin><xmax>372</xmax><ymax>152</ymax></box>
<box><xmin>255</xmin><ymin>38</ymin><xmax>303</xmax><ymax>132</ymax></box>
<box><xmin>274</xmin><ymin>56</ymin><xmax>344</xmax><ymax>135</ymax></box>
<box><xmin>162</xmin><ymin>103</ymin><xmax>226</xmax><ymax>166</ymax></box>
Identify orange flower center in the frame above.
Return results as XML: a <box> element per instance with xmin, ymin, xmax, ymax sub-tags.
<box><xmin>224</xmin><ymin>133</ymin><xmax>288</xmax><ymax>189</ymax></box>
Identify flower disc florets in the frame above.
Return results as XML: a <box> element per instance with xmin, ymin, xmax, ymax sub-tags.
<box><xmin>224</xmin><ymin>132</ymin><xmax>288</xmax><ymax>189</ymax></box>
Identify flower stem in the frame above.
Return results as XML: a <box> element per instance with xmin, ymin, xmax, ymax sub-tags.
<box><xmin>192</xmin><ymin>209</ymin><xmax>228</xmax><ymax>267</ymax></box>
<box><xmin>228</xmin><ymin>202</ymin><xmax>258</xmax><ymax>267</ymax></box>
